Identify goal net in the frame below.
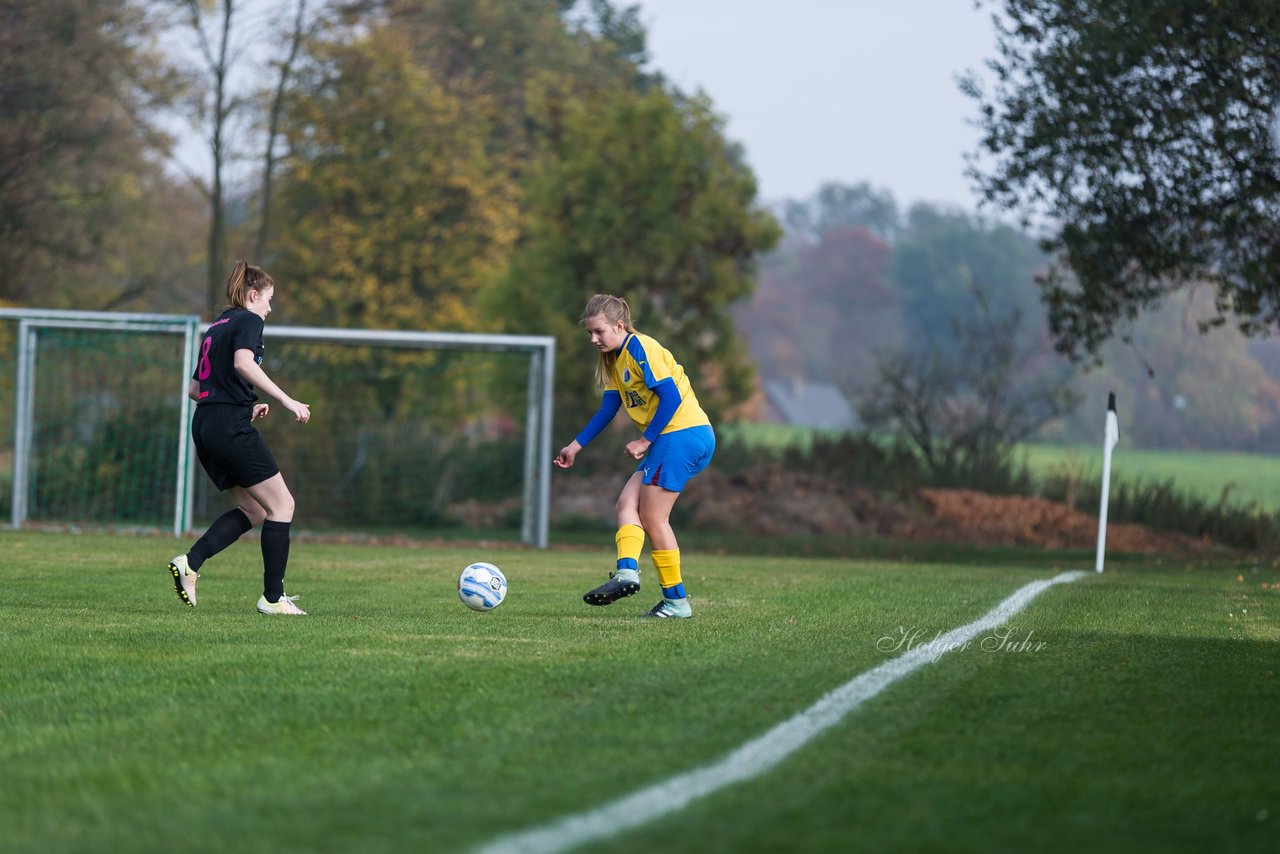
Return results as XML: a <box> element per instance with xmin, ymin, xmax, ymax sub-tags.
<box><xmin>1</xmin><ymin>311</ymin><xmax>554</xmax><ymax>546</ymax></box>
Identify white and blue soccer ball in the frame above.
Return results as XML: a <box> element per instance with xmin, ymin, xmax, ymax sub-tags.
<box><xmin>458</xmin><ymin>562</ymin><xmax>507</xmax><ymax>612</ymax></box>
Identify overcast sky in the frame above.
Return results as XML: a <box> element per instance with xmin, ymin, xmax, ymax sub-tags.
<box><xmin>631</xmin><ymin>0</ymin><xmax>998</xmax><ymax>212</ymax></box>
<box><xmin>176</xmin><ymin>0</ymin><xmax>999</xmax><ymax>214</ymax></box>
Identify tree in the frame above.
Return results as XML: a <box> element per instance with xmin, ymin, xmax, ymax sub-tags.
<box><xmin>162</xmin><ymin>0</ymin><xmax>322</xmax><ymax>315</ymax></box>
<box><xmin>1049</xmin><ymin>288</ymin><xmax>1280</xmax><ymax>450</ymax></box>
<box><xmin>780</xmin><ymin>181</ymin><xmax>901</xmax><ymax>245</ymax></box>
<box><xmin>860</xmin><ymin>292</ymin><xmax>1078</xmax><ymax>480</ymax></box>
<box><xmin>255</xmin><ymin>0</ymin><xmax>312</xmax><ymax>260</ymax></box>
<box><xmin>0</xmin><ymin>0</ymin><xmax>191</xmax><ymax>308</ymax></box>
<box><xmin>269</xmin><ymin>23</ymin><xmax>519</xmax><ymax>331</ymax></box>
<box><xmin>736</xmin><ymin>193</ymin><xmax>1052</xmax><ymax>404</ymax></box>
<box><xmin>489</xmin><ymin>84</ymin><xmax>780</xmax><ymax>419</ymax></box>
<box><xmin>172</xmin><ymin>0</ymin><xmax>242</xmax><ymax>317</ymax></box>
<box><xmin>353</xmin><ymin>0</ymin><xmax>653</xmax><ymax>165</ymax></box>
<box><xmin>964</xmin><ymin>0</ymin><xmax>1280</xmax><ymax>360</ymax></box>
<box><xmin>736</xmin><ymin>225</ymin><xmax>899</xmax><ymax>395</ymax></box>
<box><xmin>890</xmin><ymin>204</ymin><xmax>1045</xmax><ymax>359</ymax></box>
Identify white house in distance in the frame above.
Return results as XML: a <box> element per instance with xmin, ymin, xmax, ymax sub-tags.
<box><xmin>761</xmin><ymin>379</ymin><xmax>858</xmax><ymax>431</ymax></box>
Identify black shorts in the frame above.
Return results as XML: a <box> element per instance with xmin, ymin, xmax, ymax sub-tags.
<box><xmin>192</xmin><ymin>404</ymin><xmax>280</xmax><ymax>491</ymax></box>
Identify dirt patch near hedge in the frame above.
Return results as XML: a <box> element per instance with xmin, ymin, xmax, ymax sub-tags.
<box><xmin>915</xmin><ymin>488</ymin><xmax>1209</xmax><ymax>554</ymax></box>
<box><xmin>548</xmin><ymin>467</ymin><xmax>1211</xmax><ymax>556</ymax></box>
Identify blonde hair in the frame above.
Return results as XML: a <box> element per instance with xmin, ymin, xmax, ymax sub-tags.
<box><xmin>581</xmin><ymin>294</ymin><xmax>637</xmax><ymax>388</ymax></box>
<box><xmin>225</xmin><ymin>261</ymin><xmax>274</xmax><ymax>309</ymax></box>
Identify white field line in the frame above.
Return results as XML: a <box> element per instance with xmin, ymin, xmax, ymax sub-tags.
<box><xmin>476</xmin><ymin>570</ymin><xmax>1089</xmax><ymax>854</ymax></box>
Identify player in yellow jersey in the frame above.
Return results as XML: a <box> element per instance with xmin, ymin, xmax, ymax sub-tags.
<box><xmin>554</xmin><ymin>294</ymin><xmax>716</xmax><ymax>618</ymax></box>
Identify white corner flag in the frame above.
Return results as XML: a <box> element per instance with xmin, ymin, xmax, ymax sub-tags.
<box><xmin>1095</xmin><ymin>392</ymin><xmax>1120</xmax><ymax>573</ymax></box>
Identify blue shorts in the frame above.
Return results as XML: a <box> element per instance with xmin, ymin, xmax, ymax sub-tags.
<box><xmin>636</xmin><ymin>425</ymin><xmax>715</xmax><ymax>492</ymax></box>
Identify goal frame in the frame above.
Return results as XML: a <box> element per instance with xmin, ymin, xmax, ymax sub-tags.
<box><xmin>3</xmin><ymin>309</ymin><xmax>199</xmax><ymax>536</ymax></box>
<box><xmin>222</xmin><ymin>324</ymin><xmax>556</xmax><ymax>549</ymax></box>
<box><xmin>3</xmin><ymin>309</ymin><xmax>556</xmax><ymax>547</ymax></box>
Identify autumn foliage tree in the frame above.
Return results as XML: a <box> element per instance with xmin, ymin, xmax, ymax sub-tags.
<box><xmin>1052</xmin><ymin>289</ymin><xmax>1280</xmax><ymax>449</ymax></box>
<box><xmin>490</xmin><ymin>85</ymin><xmax>781</xmax><ymax>419</ymax></box>
<box><xmin>891</xmin><ymin>205</ymin><xmax>1046</xmax><ymax>360</ymax></box>
<box><xmin>736</xmin><ymin>226</ymin><xmax>898</xmax><ymax>397</ymax></box>
<box><xmin>269</xmin><ymin>24</ymin><xmax>519</xmax><ymax>331</ymax></box>
<box><xmin>0</xmin><ymin>0</ymin><xmax>194</xmax><ymax>309</ymax></box>
<box><xmin>246</xmin><ymin>0</ymin><xmax>775</xmax><ymax>410</ymax></box>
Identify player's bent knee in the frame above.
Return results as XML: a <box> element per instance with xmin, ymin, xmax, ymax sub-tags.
<box><xmin>273</xmin><ymin>492</ymin><xmax>296</xmax><ymax>522</ymax></box>
<box><xmin>637</xmin><ymin>507</ymin><xmax>670</xmax><ymax>531</ymax></box>
<box><xmin>240</xmin><ymin>504</ymin><xmax>267</xmax><ymax>527</ymax></box>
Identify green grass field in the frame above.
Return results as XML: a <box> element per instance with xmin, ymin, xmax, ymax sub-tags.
<box><xmin>1</xmin><ymin>531</ymin><xmax>1276</xmax><ymax>853</ymax></box>
<box><xmin>723</xmin><ymin>422</ymin><xmax>1280</xmax><ymax>512</ymax></box>
<box><xmin>1019</xmin><ymin>443</ymin><xmax>1280</xmax><ymax>511</ymax></box>
<box><xmin>8</xmin><ymin>421</ymin><xmax>1278</xmax><ymax>516</ymax></box>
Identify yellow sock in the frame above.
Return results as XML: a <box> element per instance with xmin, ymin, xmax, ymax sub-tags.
<box><xmin>615</xmin><ymin>524</ymin><xmax>645</xmax><ymax>574</ymax></box>
<box><xmin>651</xmin><ymin>549</ymin><xmax>686</xmax><ymax>599</ymax></box>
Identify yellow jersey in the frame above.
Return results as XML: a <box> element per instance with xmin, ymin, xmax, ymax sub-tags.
<box><xmin>605</xmin><ymin>332</ymin><xmax>711</xmax><ymax>438</ymax></box>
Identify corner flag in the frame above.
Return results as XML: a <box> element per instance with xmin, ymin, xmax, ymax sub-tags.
<box><xmin>1095</xmin><ymin>393</ymin><xmax>1120</xmax><ymax>573</ymax></box>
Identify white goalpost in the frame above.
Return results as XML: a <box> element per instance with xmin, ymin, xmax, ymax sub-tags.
<box><xmin>2</xmin><ymin>309</ymin><xmax>556</xmax><ymax>548</ymax></box>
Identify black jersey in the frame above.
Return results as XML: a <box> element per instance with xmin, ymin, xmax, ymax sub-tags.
<box><xmin>192</xmin><ymin>308</ymin><xmax>265</xmax><ymax>406</ymax></box>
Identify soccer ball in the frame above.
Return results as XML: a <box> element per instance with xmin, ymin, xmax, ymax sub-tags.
<box><xmin>458</xmin><ymin>562</ymin><xmax>507</xmax><ymax>612</ymax></box>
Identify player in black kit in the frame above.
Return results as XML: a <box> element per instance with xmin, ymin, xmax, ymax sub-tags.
<box><xmin>168</xmin><ymin>261</ymin><xmax>312</xmax><ymax>615</ymax></box>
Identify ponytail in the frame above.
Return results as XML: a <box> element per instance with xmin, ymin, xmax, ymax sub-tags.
<box><xmin>225</xmin><ymin>261</ymin><xmax>274</xmax><ymax>309</ymax></box>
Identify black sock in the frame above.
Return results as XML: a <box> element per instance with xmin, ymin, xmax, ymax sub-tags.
<box><xmin>187</xmin><ymin>508</ymin><xmax>253</xmax><ymax>572</ymax></box>
<box><xmin>261</xmin><ymin>519</ymin><xmax>291</xmax><ymax>603</ymax></box>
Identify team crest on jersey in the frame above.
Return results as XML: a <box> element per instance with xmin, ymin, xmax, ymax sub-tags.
<box><xmin>623</xmin><ymin>368</ymin><xmax>631</xmax><ymax>383</ymax></box>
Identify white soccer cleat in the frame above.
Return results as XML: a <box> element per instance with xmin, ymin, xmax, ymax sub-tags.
<box><xmin>169</xmin><ymin>554</ymin><xmax>199</xmax><ymax>607</ymax></box>
<box><xmin>256</xmin><ymin>594</ymin><xmax>307</xmax><ymax>615</ymax></box>
<box><xmin>642</xmin><ymin>597</ymin><xmax>692</xmax><ymax>619</ymax></box>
